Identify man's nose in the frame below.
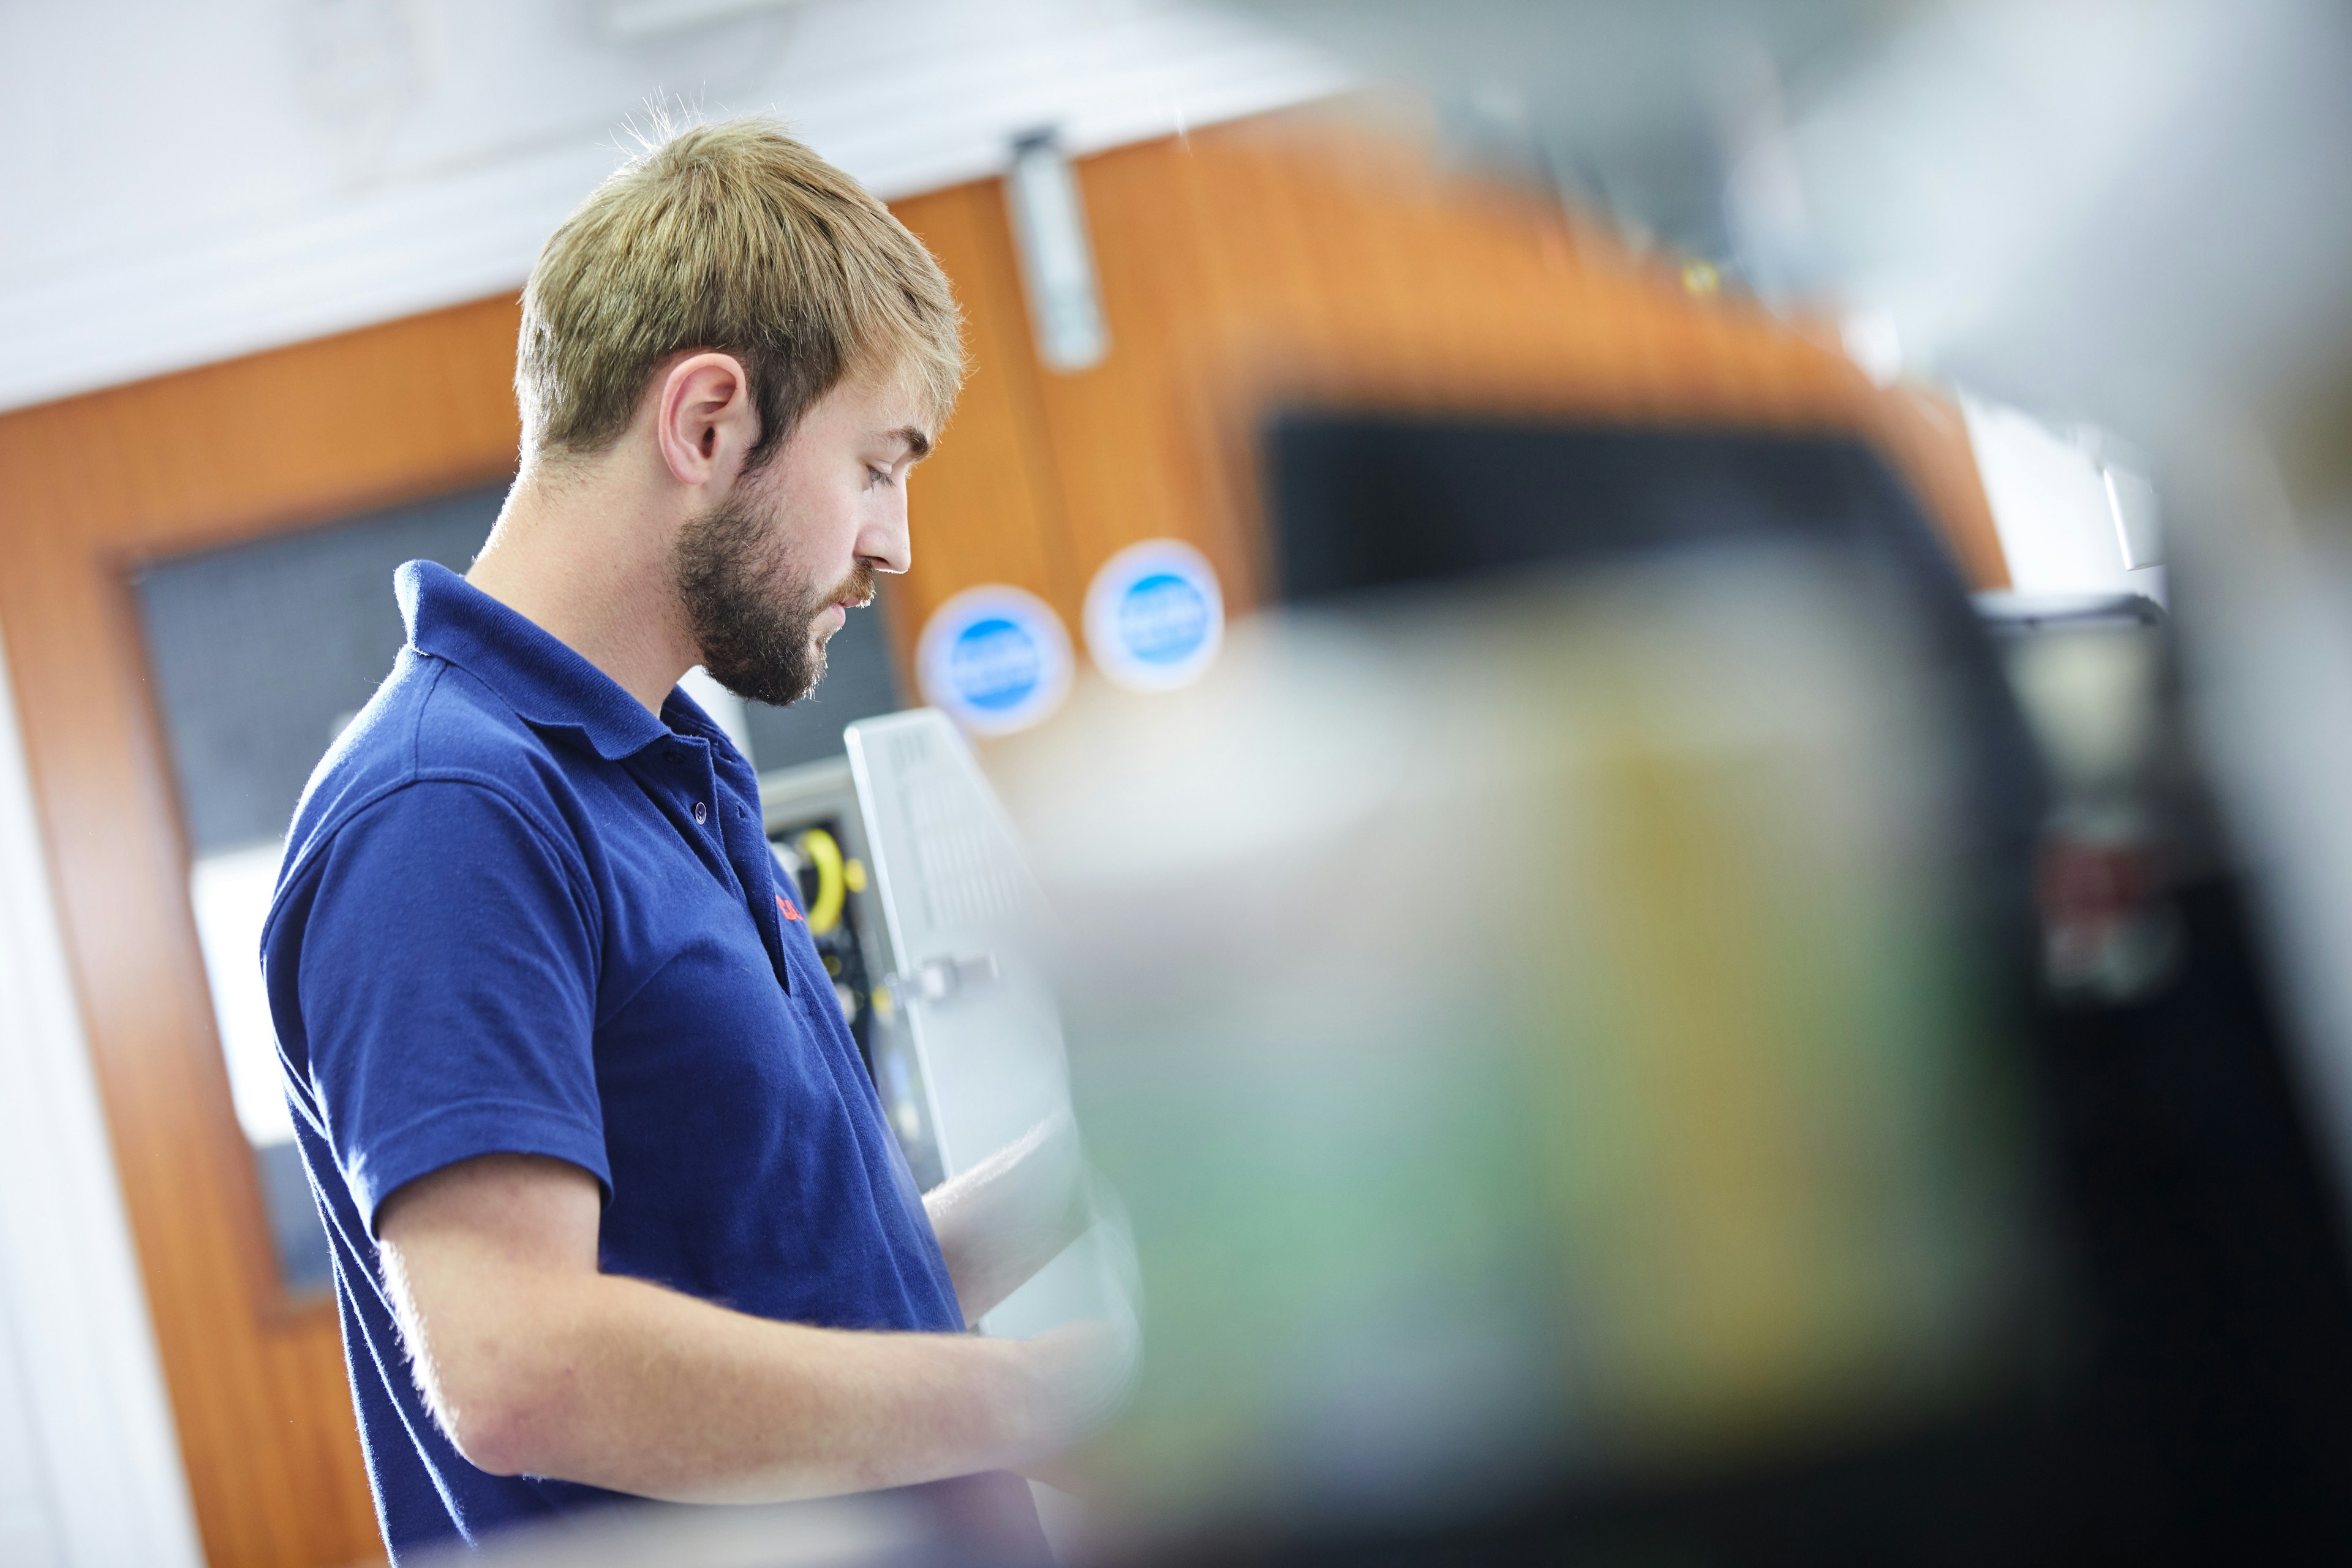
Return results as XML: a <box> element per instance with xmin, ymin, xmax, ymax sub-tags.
<box><xmin>859</xmin><ymin>492</ymin><xmax>912</xmax><ymax>575</ymax></box>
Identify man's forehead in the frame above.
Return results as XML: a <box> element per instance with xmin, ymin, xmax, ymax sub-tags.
<box><xmin>876</xmin><ymin>385</ymin><xmax>939</xmax><ymax>456</ymax></box>
<box><xmin>832</xmin><ymin>366</ymin><xmax>935</xmax><ymax>452</ymax></box>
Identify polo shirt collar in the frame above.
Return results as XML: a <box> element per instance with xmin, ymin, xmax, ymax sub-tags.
<box><xmin>397</xmin><ymin>560</ymin><xmax>723</xmax><ymax>762</ymax></box>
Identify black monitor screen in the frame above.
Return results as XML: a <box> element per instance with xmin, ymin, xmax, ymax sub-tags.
<box><xmin>1270</xmin><ymin>412</ymin><xmax>1954</xmax><ymax>603</ymax></box>
<box><xmin>1263</xmin><ymin>407</ymin><xmax>2043</xmax><ymax>861</ymax></box>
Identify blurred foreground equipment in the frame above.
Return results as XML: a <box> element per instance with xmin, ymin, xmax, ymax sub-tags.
<box><xmin>1191</xmin><ymin>0</ymin><xmax>2352</xmax><ymax>1556</ymax></box>
<box><xmin>1002</xmin><ymin>549</ymin><xmax>2041</xmax><ymax>1562</ymax></box>
<box><xmin>982</xmin><ymin>398</ymin><xmax>2352</xmax><ymax>1562</ymax></box>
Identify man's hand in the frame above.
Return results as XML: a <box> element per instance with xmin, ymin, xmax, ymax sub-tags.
<box><xmin>924</xmin><ymin>1110</ymin><xmax>1094</xmax><ymax>1325</ymax></box>
<box><xmin>377</xmin><ymin>1153</ymin><xmax>1109</xmax><ymax>1501</ymax></box>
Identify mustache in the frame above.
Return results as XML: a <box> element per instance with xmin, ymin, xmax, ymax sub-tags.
<box><xmin>825</xmin><ymin>562</ymin><xmax>878</xmax><ymax>611</ymax></box>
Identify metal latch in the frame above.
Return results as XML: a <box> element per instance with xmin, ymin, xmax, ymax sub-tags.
<box><xmin>894</xmin><ymin>952</ymin><xmax>998</xmax><ymax>1006</ymax></box>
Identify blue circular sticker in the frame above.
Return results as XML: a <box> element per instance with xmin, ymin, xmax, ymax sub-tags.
<box><xmin>1084</xmin><ymin>540</ymin><xmax>1225</xmax><ymax>691</ymax></box>
<box><xmin>916</xmin><ymin>585</ymin><xmax>1072</xmax><ymax>735</ymax></box>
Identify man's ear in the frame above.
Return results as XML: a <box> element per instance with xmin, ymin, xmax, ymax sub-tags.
<box><xmin>653</xmin><ymin>352</ymin><xmax>760</xmax><ymax>489</ymax></box>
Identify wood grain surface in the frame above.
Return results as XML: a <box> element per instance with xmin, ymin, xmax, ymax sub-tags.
<box><xmin>0</xmin><ymin>296</ymin><xmax>526</xmax><ymax>1568</ymax></box>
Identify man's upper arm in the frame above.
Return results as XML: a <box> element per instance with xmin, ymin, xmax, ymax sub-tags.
<box><xmin>376</xmin><ymin>1153</ymin><xmax>605</xmax><ymax>1472</ymax></box>
<box><xmin>378</xmin><ymin>1152</ymin><xmax>603</xmax><ymax>1276</ymax></box>
<box><xmin>276</xmin><ymin>778</ymin><xmax>608</xmax><ymax>1232</ymax></box>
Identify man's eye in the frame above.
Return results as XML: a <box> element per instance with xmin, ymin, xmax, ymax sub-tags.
<box><xmin>867</xmin><ymin>466</ymin><xmax>894</xmax><ymax>488</ymax></box>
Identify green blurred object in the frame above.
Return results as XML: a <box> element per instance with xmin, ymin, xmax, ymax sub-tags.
<box><xmin>999</xmin><ymin>552</ymin><xmax>2032</xmax><ymax>1539</ymax></box>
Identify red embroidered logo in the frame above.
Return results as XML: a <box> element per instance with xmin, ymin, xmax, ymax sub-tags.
<box><xmin>776</xmin><ymin>892</ymin><xmax>804</xmax><ymax>922</ymax></box>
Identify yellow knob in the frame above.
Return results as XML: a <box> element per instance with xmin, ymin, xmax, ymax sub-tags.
<box><xmin>794</xmin><ymin>827</ymin><xmax>848</xmax><ymax>935</ymax></box>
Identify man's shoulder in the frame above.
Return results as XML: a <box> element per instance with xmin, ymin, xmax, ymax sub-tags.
<box><xmin>280</xmin><ymin>649</ymin><xmax>582</xmax><ymax>885</ymax></box>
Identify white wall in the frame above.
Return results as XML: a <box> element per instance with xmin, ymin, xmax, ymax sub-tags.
<box><xmin>1961</xmin><ymin>393</ymin><xmax>2168</xmax><ymax>603</ymax></box>
<box><xmin>0</xmin><ymin>1276</ymin><xmax>62</xmax><ymax>1568</ymax></box>
<box><xmin>0</xmin><ymin>0</ymin><xmax>1348</xmax><ymax>414</ymax></box>
<box><xmin>0</xmin><ymin>642</ymin><xmax>204</xmax><ymax>1567</ymax></box>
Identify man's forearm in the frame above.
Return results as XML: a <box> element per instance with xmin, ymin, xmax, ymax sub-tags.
<box><xmin>924</xmin><ymin>1111</ymin><xmax>1092</xmax><ymax>1325</ymax></box>
<box><xmin>432</xmin><ymin>1265</ymin><xmax>1093</xmax><ymax>1501</ymax></box>
<box><xmin>380</xmin><ymin>1155</ymin><xmax>1126</xmax><ymax>1504</ymax></box>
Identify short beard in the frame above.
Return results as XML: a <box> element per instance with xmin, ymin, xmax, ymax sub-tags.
<box><xmin>672</xmin><ymin>488</ymin><xmax>874</xmax><ymax>708</ymax></box>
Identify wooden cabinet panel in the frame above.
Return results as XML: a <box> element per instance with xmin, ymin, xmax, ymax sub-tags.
<box><xmin>884</xmin><ymin>183</ymin><xmax>1080</xmax><ymax>669</ymax></box>
<box><xmin>1028</xmin><ymin>114</ymin><xmax>2008</xmax><ymax>621</ymax></box>
<box><xmin>0</xmin><ymin>297</ymin><xmax>526</xmax><ymax>1568</ymax></box>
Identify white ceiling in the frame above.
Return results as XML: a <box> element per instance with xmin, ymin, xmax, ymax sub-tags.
<box><xmin>0</xmin><ymin>0</ymin><xmax>1348</xmax><ymax>413</ymax></box>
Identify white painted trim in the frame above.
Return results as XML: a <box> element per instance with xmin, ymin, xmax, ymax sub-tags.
<box><xmin>0</xmin><ymin>26</ymin><xmax>1346</xmax><ymax>415</ymax></box>
<box><xmin>0</xmin><ymin>637</ymin><xmax>203</xmax><ymax>1568</ymax></box>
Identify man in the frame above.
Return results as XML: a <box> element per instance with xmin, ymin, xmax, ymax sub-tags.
<box><xmin>262</xmin><ymin>119</ymin><xmax>1126</xmax><ymax>1562</ymax></box>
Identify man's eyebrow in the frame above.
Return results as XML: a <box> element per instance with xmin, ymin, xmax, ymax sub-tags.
<box><xmin>890</xmin><ymin>426</ymin><xmax>932</xmax><ymax>461</ymax></box>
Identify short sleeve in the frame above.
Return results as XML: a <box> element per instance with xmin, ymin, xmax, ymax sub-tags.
<box><xmin>277</xmin><ymin>780</ymin><xmax>608</xmax><ymax>1231</ymax></box>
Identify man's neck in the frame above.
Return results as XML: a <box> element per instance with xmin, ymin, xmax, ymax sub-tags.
<box><xmin>466</xmin><ymin>462</ymin><xmax>699</xmax><ymax>716</ymax></box>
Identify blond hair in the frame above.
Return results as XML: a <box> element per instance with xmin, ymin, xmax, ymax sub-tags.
<box><xmin>517</xmin><ymin>116</ymin><xmax>963</xmax><ymax>471</ymax></box>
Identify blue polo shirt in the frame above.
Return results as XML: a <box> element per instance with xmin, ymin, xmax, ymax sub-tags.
<box><xmin>262</xmin><ymin>561</ymin><xmax>1041</xmax><ymax>1560</ymax></box>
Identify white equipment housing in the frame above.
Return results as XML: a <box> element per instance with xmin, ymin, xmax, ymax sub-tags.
<box><xmin>844</xmin><ymin>709</ymin><xmax>1118</xmax><ymax>1338</ymax></box>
